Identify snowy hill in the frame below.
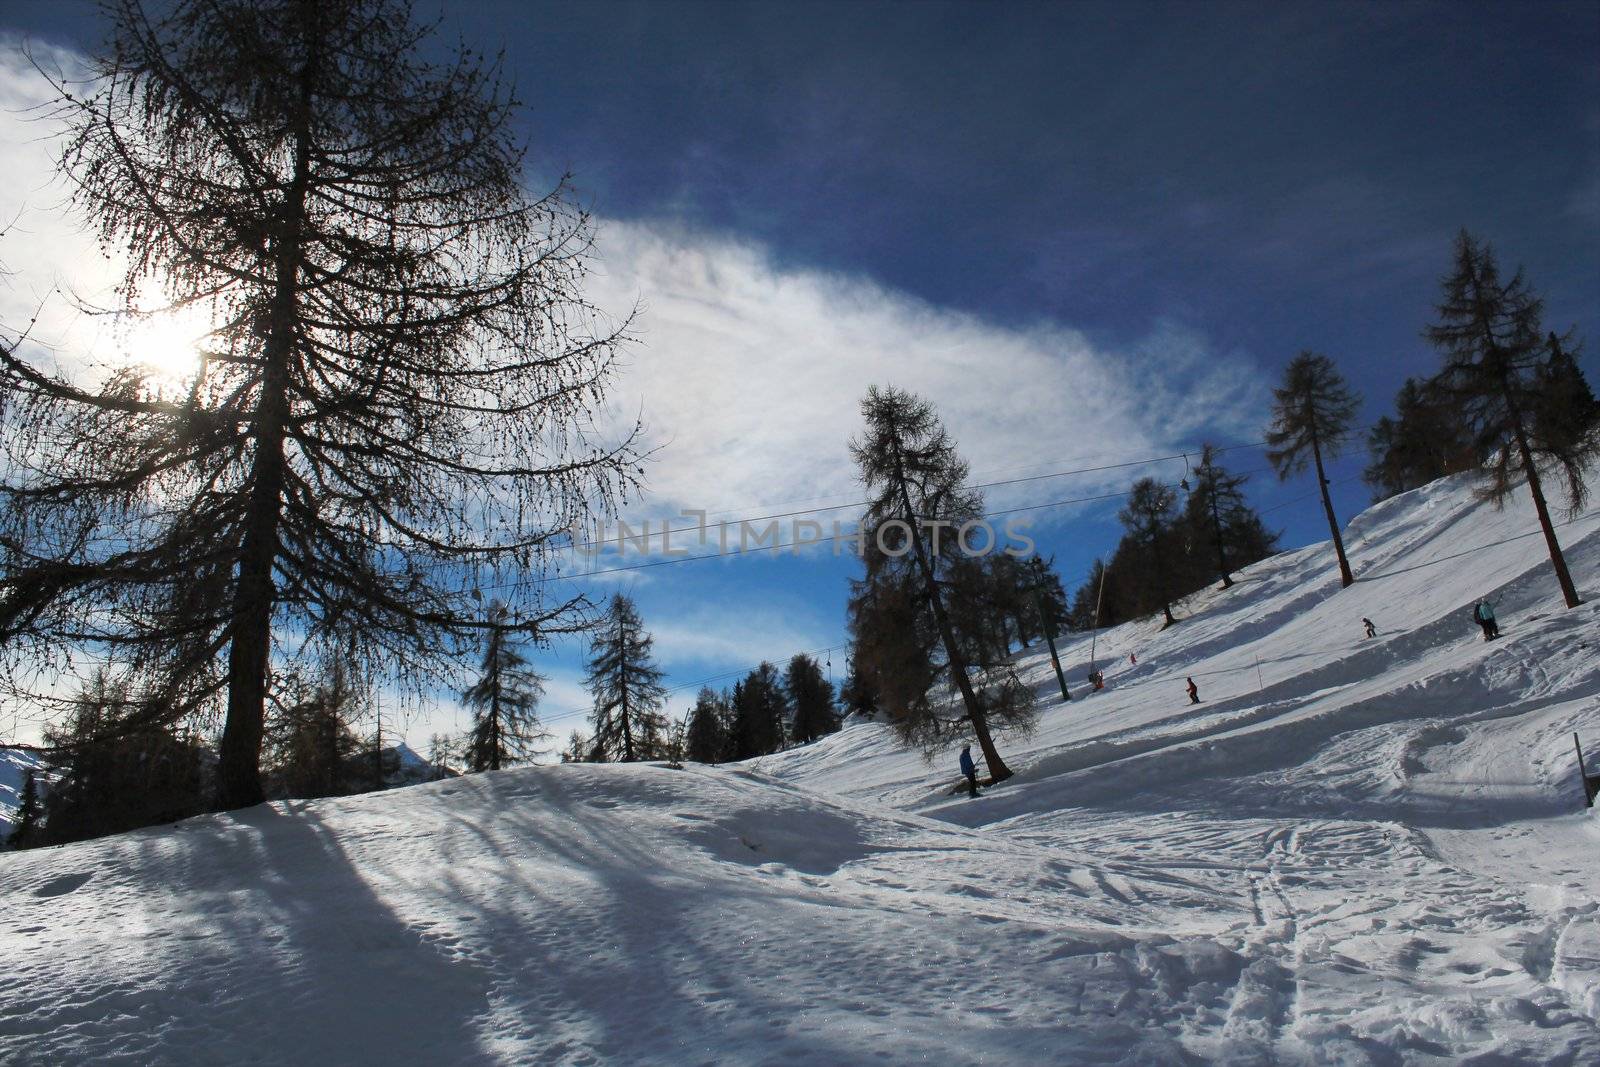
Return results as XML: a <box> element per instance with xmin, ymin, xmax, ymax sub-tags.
<box><xmin>2</xmin><ymin>469</ymin><xmax>1599</xmax><ymax>1064</ymax></box>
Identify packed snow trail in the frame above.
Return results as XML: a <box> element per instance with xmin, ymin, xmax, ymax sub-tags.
<box><xmin>3</xmin><ymin>469</ymin><xmax>1599</xmax><ymax>1064</ymax></box>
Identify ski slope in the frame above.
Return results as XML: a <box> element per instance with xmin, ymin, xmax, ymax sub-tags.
<box><xmin>2</xmin><ymin>469</ymin><xmax>1598</xmax><ymax>1065</ymax></box>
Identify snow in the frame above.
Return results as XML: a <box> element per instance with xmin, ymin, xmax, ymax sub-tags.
<box><xmin>2</xmin><ymin>468</ymin><xmax>1599</xmax><ymax>1064</ymax></box>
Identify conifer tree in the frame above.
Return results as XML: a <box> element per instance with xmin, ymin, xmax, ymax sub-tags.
<box><xmin>266</xmin><ymin>664</ymin><xmax>364</xmax><ymax>798</ymax></box>
<box><xmin>1266</xmin><ymin>352</ymin><xmax>1361</xmax><ymax>587</ymax></box>
<box><xmin>8</xmin><ymin>768</ymin><xmax>41</xmax><ymax>849</ymax></box>
<box><xmin>584</xmin><ymin>594</ymin><xmax>668</xmax><ymax>762</ymax></box>
<box><xmin>728</xmin><ymin>663</ymin><xmax>788</xmax><ymax>759</ymax></box>
<box><xmin>1533</xmin><ymin>332</ymin><xmax>1599</xmax><ymax>484</ymax></box>
<box><xmin>838</xmin><ymin>658</ymin><xmax>880</xmax><ymax>720</ymax></box>
<box><xmin>1183</xmin><ymin>445</ymin><xmax>1279</xmax><ymax>589</ymax></box>
<box><xmin>40</xmin><ymin>671</ymin><xmax>207</xmax><ymax>845</ymax></box>
<box><xmin>1363</xmin><ymin>378</ymin><xmax>1478</xmax><ymax>501</ymax></box>
<box><xmin>463</xmin><ymin>604</ymin><xmax>548</xmax><ymax>772</ymax></box>
<box><xmin>0</xmin><ymin>0</ymin><xmax>638</xmax><ymax>810</ymax></box>
<box><xmin>1119</xmin><ymin>478</ymin><xmax>1181</xmax><ymax>627</ymax></box>
<box><xmin>846</xmin><ymin>386</ymin><xmax>1034</xmax><ymax>782</ymax></box>
<box><xmin>684</xmin><ymin>687</ymin><xmax>727</xmax><ymax>763</ymax></box>
<box><xmin>785</xmin><ymin>653</ymin><xmax>840</xmax><ymax>745</ymax></box>
<box><xmin>1425</xmin><ymin>232</ymin><xmax>1594</xmax><ymax>608</ymax></box>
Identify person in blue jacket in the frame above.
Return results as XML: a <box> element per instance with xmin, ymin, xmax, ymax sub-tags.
<box><xmin>959</xmin><ymin>745</ymin><xmax>979</xmax><ymax>798</ymax></box>
<box><xmin>1472</xmin><ymin>598</ymin><xmax>1500</xmax><ymax>640</ymax></box>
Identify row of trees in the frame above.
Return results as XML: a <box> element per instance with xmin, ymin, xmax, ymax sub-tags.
<box><xmin>1270</xmin><ymin>232</ymin><xmax>1596</xmax><ymax>606</ymax></box>
<box><xmin>841</xmin><ymin>231</ymin><xmax>1597</xmax><ymax>784</ymax></box>
<box><xmin>1066</xmin><ymin>448</ymin><xmax>1281</xmax><ymax>630</ymax></box>
<box><xmin>680</xmin><ymin>653</ymin><xmax>843</xmax><ymax>765</ymax></box>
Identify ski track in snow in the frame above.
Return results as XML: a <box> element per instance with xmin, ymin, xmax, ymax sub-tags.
<box><xmin>3</xmin><ymin>469</ymin><xmax>1600</xmax><ymax>1065</ymax></box>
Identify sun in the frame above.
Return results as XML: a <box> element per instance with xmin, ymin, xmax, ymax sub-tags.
<box><xmin>117</xmin><ymin>303</ymin><xmax>212</xmax><ymax>384</ymax></box>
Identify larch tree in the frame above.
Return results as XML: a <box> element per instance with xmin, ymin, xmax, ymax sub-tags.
<box><xmin>1184</xmin><ymin>444</ymin><xmax>1277</xmax><ymax>589</ymax></box>
<box><xmin>0</xmin><ymin>0</ymin><xmax>639</xmax><ymax>809</ymax></box>
<box><xmin>1266</xmin><ymin>352</ymin><xmax>1361</xmax><ymax>587</ymax></box>
<box><xmin>265</xmin><ymin>662</ymin><xmax>365</xmax><ymax>798</ymax></box>
<box><xmin>1425</xmin><ymin>232</ymin><xmax>1595</xmax><ymax>608</ymax></box>
<box><xmin>462</xmin><ymin>602</ymin><xmax>548</xmax><ymax>772</ymax></box>
<box><xmin>584</xmin><ymin>594</ymin><xmax>668</xmax><ymax>763</ymax></box>
<box><xmin>846</xmin><ymin>385</ymin><xmax>1034</xmax><ymax>784</ymax></box>
<box><xmin>1118</xmin><ymin>478</ymin><xmax>1181</xmax><ymax>627</ymax></box>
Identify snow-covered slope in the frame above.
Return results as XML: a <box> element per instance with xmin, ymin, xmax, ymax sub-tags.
<box><xmin>2</xmin><ymin>470</ymin><xmax>1598</xmax><ymax>1065</ymax></box>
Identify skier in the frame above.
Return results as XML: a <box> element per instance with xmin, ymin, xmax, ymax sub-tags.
<box><xmin>1471</xmin><ymin>599</ymin><xmax>1498</xmax><ymax>641</ymax></box>
<box><xmin>1130</xmin><ymin>652</ymin><xmax>1138</xmax><ymax>666</ymax></box>
<box><xmin>959</xmin><ymin>745</ymin><xmax>979</xmax><ymax>798</ymax></box>
<box><xmin>1363</xmin><ymin>617</ymin><xmax>1376</xmax><ymax>639</ymax></box>
<box><xmin>1186</xmin><ymin>677</ymin><xmax>1200</xmax><ymax>704</ymax></box>
<box><xmin>1479</xmin><ymin>598</ymin><xmax>1500</xmax><ymax>639</ymax></box>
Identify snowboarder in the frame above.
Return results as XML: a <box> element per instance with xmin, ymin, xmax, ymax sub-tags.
<box><xmin>1088</xmin><ymin>670</ymin><xmax>1105</xmax><ymax>691</ymax></box>
<box><xmin>1186</xmin><ymin>677</ymin><xmax>1200</xmax><ymax>704</ymax></box>
<box><xmin>1129</xmin><ymin>652</ymin><xmax>1138</xmax><ymax>666</ymax></box>
<box><xmin>959</xmin><ymin>745</ymin><xmax>979</xmax><ymax>798</ymax></box>
<box><xmin>1363</xmin><ymin>617</ymin><xmax>1376</xmax><ymax>639</ymax></box>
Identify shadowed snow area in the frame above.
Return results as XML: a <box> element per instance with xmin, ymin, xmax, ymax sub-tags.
<box><xmin>3</xmin><ymin>468</ymin><xmax>1599</xmax><ymax>1065</ymax></box>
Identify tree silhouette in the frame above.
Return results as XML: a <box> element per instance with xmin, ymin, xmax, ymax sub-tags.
<box><xmin>463</xmin><ymin>603</ymin><xmax>548</xmax><ymax>772</ymax></box>
<box><xmin>847</xmin><ymin>386</ymin><xmax>1034</xmax><ymax>783</ymax></box>
<box><xmin>0</xmin><ymin>0</ymin><xmax>638</xmax><ymax>808</ymax></box>
<box><xmin>1118</xmin><ymin>478</ymin><xmax>1180</xmax><ymax>627</ymax></box>
<box><xmin>1425</xmin><ymin>232</ymin><xmax>1594</xmax><ymax>608</ymax></box>
<box><xmin>585</xmin><ymin>594</ymin><xmax>668</xmax><ymax>762</ymax></box>
<box><xmin>1266</xmin><ymin>352</ymin><xmax>1361</xmax><ymax>587</ymax></box>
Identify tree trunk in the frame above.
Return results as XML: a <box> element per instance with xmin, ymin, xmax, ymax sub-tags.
<box><xmin>215</xmin><ymin>47</ymin><xmax>315</xmax><ymax>809</ymax></box>
<box><xmin>1208</xmin><ymin>482</ymin><xmax>1233</xmax><ymax>588</ymax></box>
<box><xmin>890</xmin><ymin>442</ymin><xmax>1011</xmax><ymax>783</ymax></box>
<box><xmin>1310</xmin><ymin>425</ymin><xmax>1354</xmax><ymax>587</ymax></box>
<box><xmin>1507</xmin><ymin>392</ymin><xmax>1581</xmax><ymax>608</ymax></box>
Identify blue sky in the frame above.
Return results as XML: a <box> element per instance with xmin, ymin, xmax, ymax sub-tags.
<box><xmin>2</xmin><ymin>1</ymin><xmax>1597</xmax><ymax>746</ymax></box>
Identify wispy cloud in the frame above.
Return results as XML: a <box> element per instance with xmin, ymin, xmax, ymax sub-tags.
<box><xmin>586</xmin><ymin>220</ymin><xmax>1266</xmax><ymax>526</ymax></box>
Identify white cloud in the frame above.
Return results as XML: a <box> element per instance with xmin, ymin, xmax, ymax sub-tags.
<box><xmin>2</xmin><ymin>44</ymin><xmax>1266</xmax><ymax>535</ymax></box>
<box><xmin>585</xmin><ymin>220</ymin><xmax>1267</xmax><ymax>526</ymax></box>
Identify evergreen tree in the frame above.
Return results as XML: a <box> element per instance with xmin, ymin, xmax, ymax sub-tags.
<box><xmin>1181</xmin><ymin>445</ymin><xmax>1279</xmax><ymax>589</ymax></box>
<box><xmin>684</xmin><ymin>687</ymin><xmax>727</xmax><ymax>763</ymax></box>
<box><xmin>40</xmin><ymin>672</ymin><xmax>207</xmax><ymax>845</ymax></box>
<box><xmin>585</xmin><ymin>594</ymin><xmax>669</xmax><ymax>762</ymax></box>
<box><xmin>1118</xmin><ymin>478</ymin><xmax>1181</xmax><ymax>627</ymax></box>
<box><xmin>728</xmin><ymin>663</ymin><xmax>788</xmax><ymax>759</ymax></box>
<box><xmin>8</xmin><ymin>768</ymin><xmax>42</xmax><ymax>849</ymax></box>
<box><xmin>265</xmin><ymin>664</ymin><xmax>364</xmax><ymax>798</ymax></box>
<box><xmin>1425</xmin><ymin>231</ymin><xmax>1594</xmax><ymax>608</ymax></box>
<box><xmin>0</xmin><ymin>0</ymin><xmax>639</xmax><ymax>810</ymax></box>
<box><xmin>837</xmin><ymin>658</ymin><xmax>880</xmax><ymax>720</ymax></box>
<box><xmin>427</xmin><ymin>733</ymin><xmax>460</xmax><ymax>775</ymax></box>
<box><xmin>560</xmin><ymin>729</ymin><xmax>591</xmax><ymax>764</ymax></box>
<box><xmin>845</xmin><ymin>386</ymin><xmax>1034</xmax><ymax>782</ymax></box>
<box><xmin>463</xmin><ymin>603</ymin><xmax>548</xmax><ymax>772</ymax></box>
<box><xmin>1266</xmin><ymin>352</ymin><xmax>1362</xmax><ymax>587</ymax></box>
<box><xmin>1363</xmin><ymin>378</ymin><xmax>1478</xmax><ymax>501</ymax></box>
<box><xmin>1533</xmin><ymin>332</ymin><xmax>1600</xmax><ymax>482</ymax></box>
<box><xmin>785</xmin><ymin>654</ymin><xmax>840</xmax><ymax>745</ymax></box>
